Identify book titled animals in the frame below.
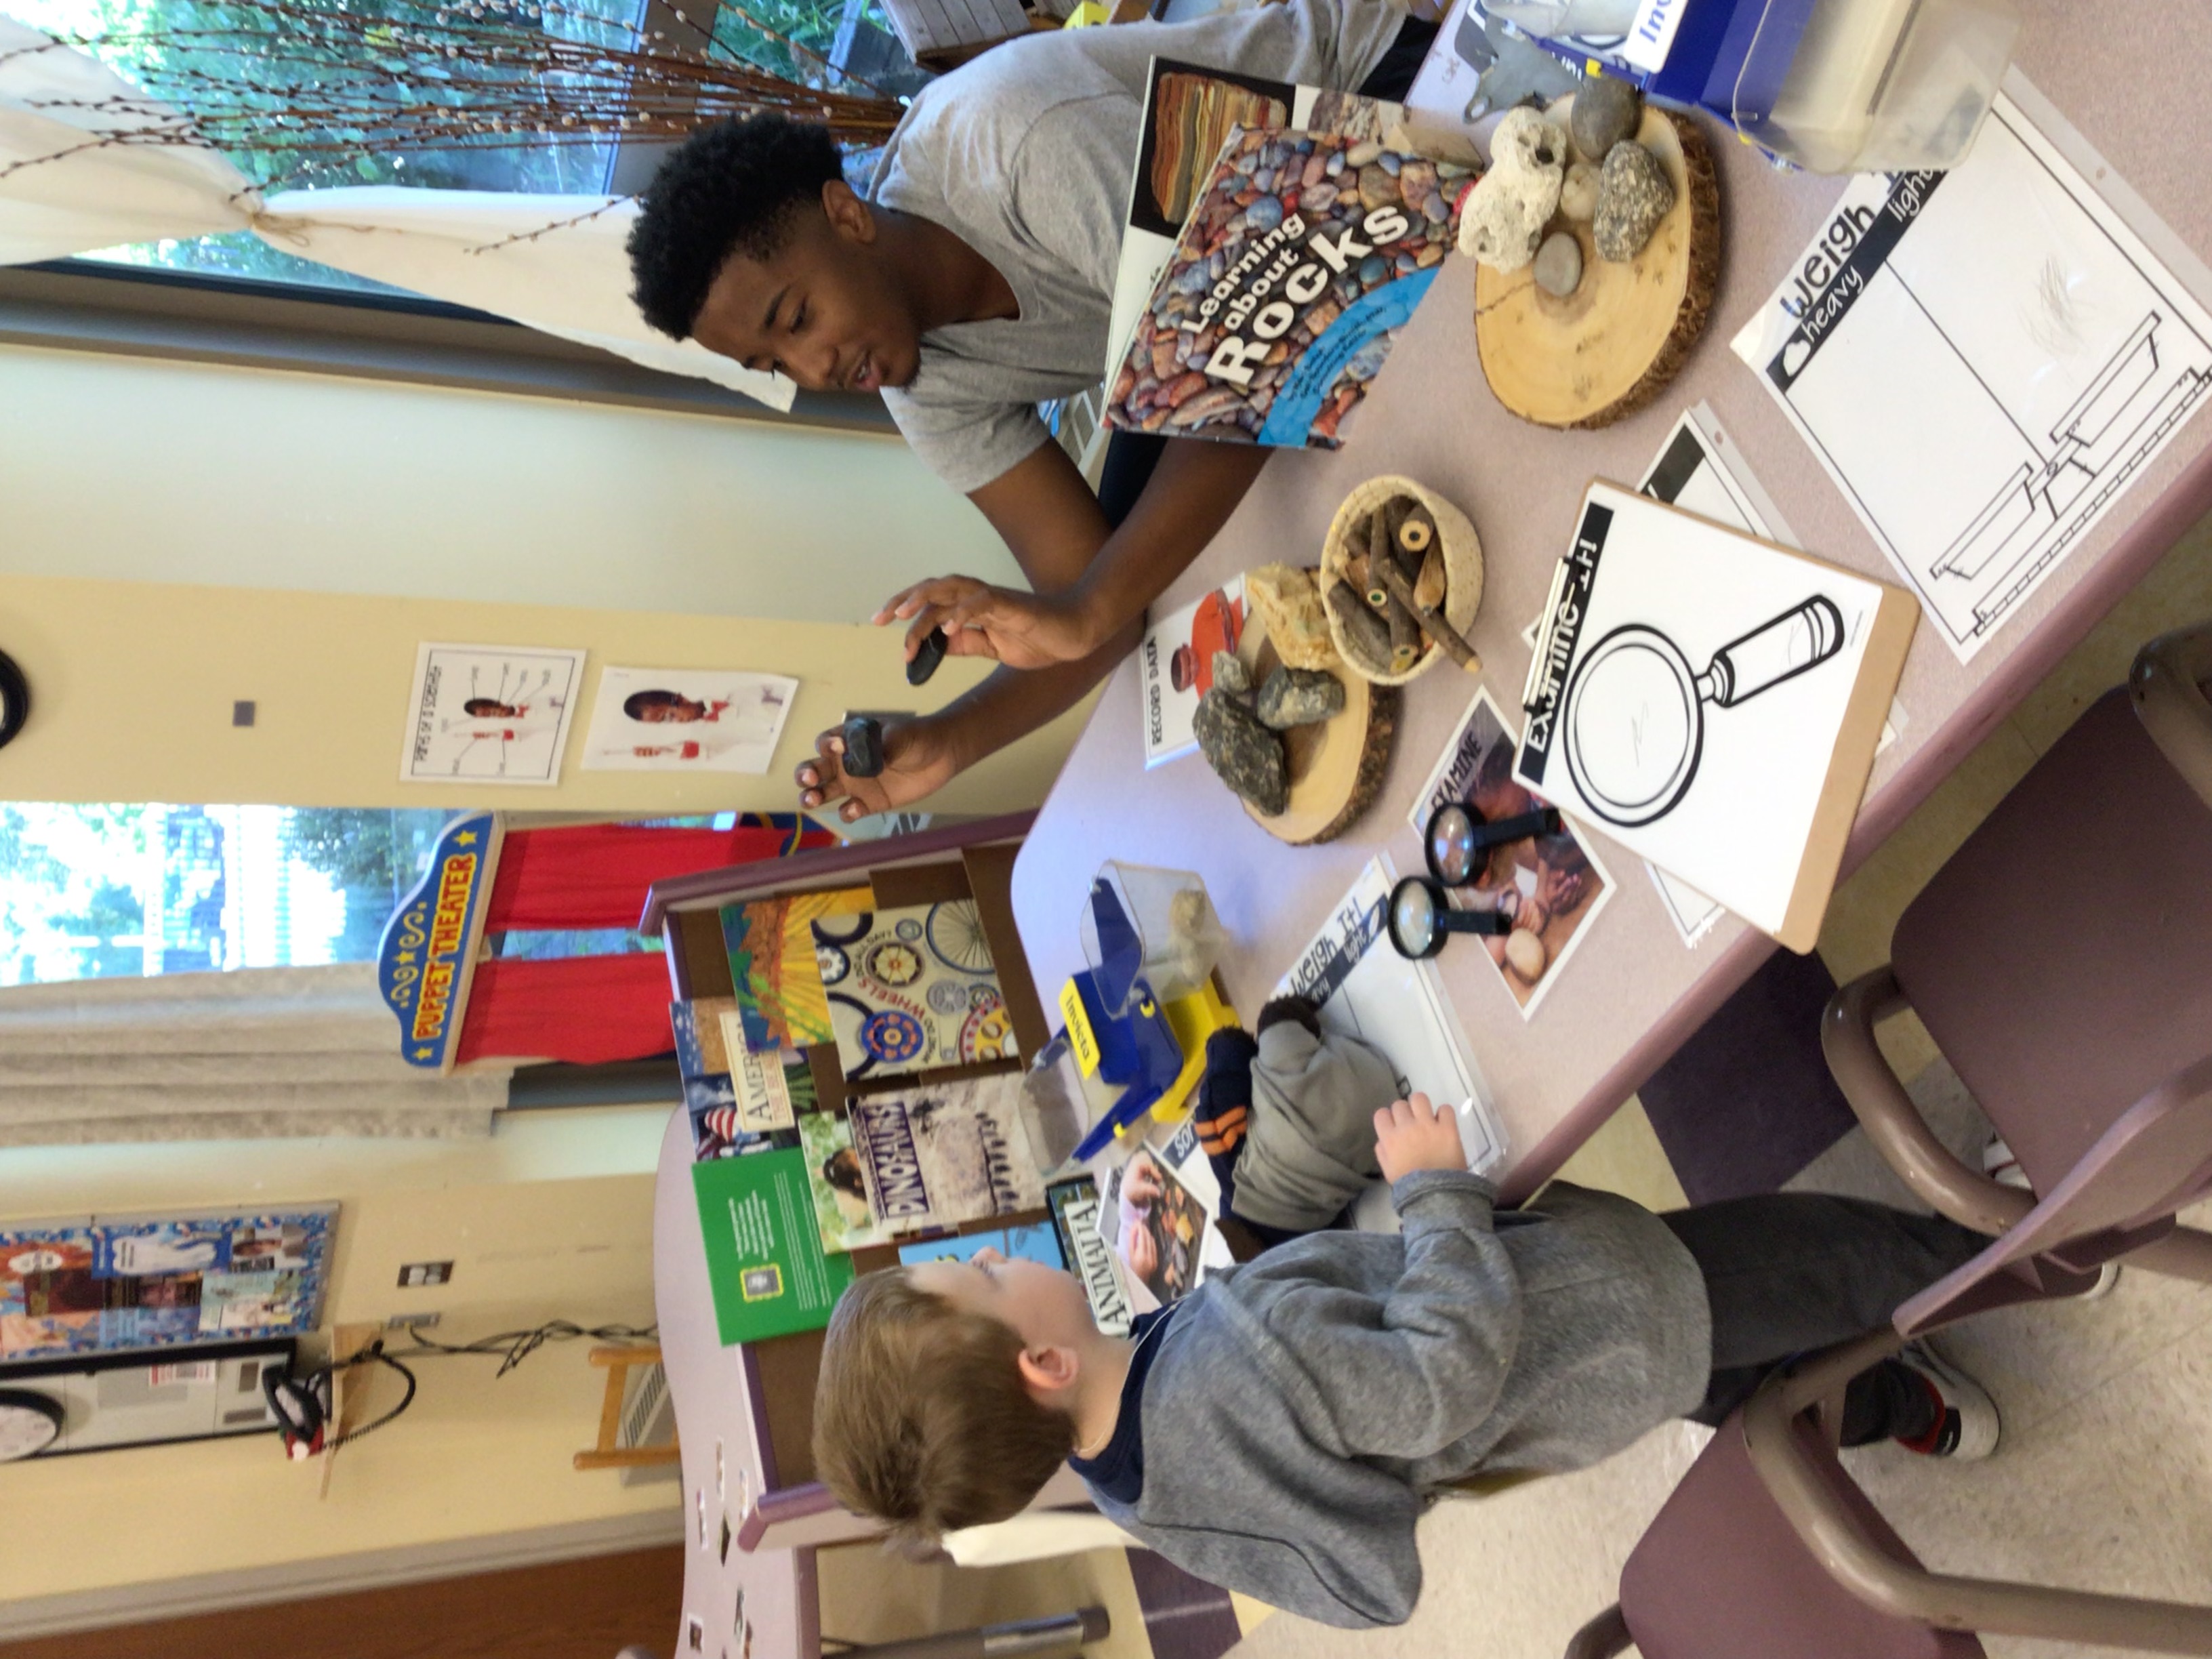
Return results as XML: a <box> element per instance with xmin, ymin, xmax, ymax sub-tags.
<box><xmin>1518</xmin><ymin>482</ymin><xmax>1917</xmax><ymax>950</ymax></box>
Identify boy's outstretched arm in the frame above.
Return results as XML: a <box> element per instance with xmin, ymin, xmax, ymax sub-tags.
<box><xmin>884</xmin><ymin>435</ymin><xmax>1272</xmax><ymax>671</ymax></box>
<box><xmin>1282</xmin><ymin>1097</ymin><xmax>1525</xmax><ymax>1463</ymax></box>
<box><xmin>798</xmin><ymin>436</ymin><xmax>1268</xmax><ymax>819</ymax></box>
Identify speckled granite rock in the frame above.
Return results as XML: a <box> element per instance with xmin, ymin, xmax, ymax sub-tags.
<box><xmin>1594</xmin><ymin>140</ymin><xmax>1674</xmax><ymax>262</ymax></box>
<box><xmin>1195</xmin><ymin>688</ymin><xmax>1288</xmax><ymax>815</ymax></box>
<box><xmin>1256</xmin><ymin>666</ymin><xmax>1345</xmax><ymax>729</ymax></box>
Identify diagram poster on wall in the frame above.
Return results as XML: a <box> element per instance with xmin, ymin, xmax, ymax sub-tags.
<box><xmin>399</xmin><ymin>643</ymin><xmax>585</xmax><ymax>784</ymax></box>
<box><xmin>1734</xmin><ymin>79</ymin><xmax>2212</xmax><ymax>661</ymax></box>
<box><xmin>0</xmin><ymin>1206</ymin><xmax>337</xmax><ymax>1362</ymax></box>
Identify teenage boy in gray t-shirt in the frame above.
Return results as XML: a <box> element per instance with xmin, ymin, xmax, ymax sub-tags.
<box><xmin>627</xmin><ymin>0</ymin><xmax>1429</xmax><ymax>821</ymax></box>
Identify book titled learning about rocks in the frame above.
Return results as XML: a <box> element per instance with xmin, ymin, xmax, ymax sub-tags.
<box><xmin>1107</xmin><ymin>125</ymin><xmax>1467</xmax><ymax>449</ymax></box>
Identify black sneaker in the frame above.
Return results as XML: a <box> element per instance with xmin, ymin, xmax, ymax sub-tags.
<box><xmin>1893</xmin><ymin>1340</ymin><xmax>2001</xmax><ymax>1460</ymax></box>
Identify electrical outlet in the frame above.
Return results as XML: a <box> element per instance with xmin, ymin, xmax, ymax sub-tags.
<box><xmin>386</xmin><ymin>1311</ymin><xmax>441</xmax><ymax>1330</ymax></box>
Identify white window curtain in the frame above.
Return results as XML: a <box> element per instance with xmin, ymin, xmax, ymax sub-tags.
<box><xmin>0</xmin><ymin>965</ymin><xmax>508</xmax><ymax>1146</ymax></box>
<box><xmin>0</xmin><ymin>13</ymin><xmax>795</xmax><ymax>411</ymax></box>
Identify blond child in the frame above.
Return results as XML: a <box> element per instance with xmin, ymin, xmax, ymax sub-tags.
<box><xmin>815</xmin><ymin>1094</ymin><xmax>1997</xmax><ymax>1627</ymax></box>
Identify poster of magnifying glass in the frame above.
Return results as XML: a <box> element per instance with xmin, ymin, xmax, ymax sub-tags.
<box><xmin>1519</xmin><ymin>483</ymin><xmax>1918</xmax><ymax>951</ymax></box>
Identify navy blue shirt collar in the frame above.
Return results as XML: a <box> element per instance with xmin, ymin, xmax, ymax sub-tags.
<box><xmin>1066</xmin><ymin>1305</ymin><xmax>1174</xmax><ymax>1505</ymax></box>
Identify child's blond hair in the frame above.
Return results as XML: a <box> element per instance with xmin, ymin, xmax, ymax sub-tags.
<box><xmin>812</xmin><ymin>1269</ymin><xmax>1076</xmax><ymax>1546</ymax></box>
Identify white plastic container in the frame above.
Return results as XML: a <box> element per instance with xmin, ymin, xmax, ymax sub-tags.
<box><xmin>1077</xmin><ymin>861</ymin><xmax>1225</xmax><ymax>1013</ymax></box>
<box><xmin>1732</xmin><ymin>0</ymin><xmax>2021</xmax><ymax>173</ymax></box>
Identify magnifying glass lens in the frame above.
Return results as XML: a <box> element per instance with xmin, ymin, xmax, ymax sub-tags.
<box><xmin>1389</xmin><ymin>878</ymin><xmax>1441</xmax><ymax>958</ymax></box>
<box><xmin>1427</xmin><ymin>802</ymin><xmax>1480</xmax><ymax>886</ymax></box>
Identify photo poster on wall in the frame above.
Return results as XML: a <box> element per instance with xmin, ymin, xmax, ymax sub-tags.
<box><xmin>399</xmin><ymin>642</ymin><xmax>585</xmax><ymax>785</ymax></box>
<box><xmin>579</xmin><ymin>667</ymin><xmax>798</xmax><ymax>775</ymax></box>
<box><xmin>814</xmin><ymin>901</ymin><xmax>1016</xmax><ymax>1082</ymax></box>
<box><xmin>0</xmin><ymin>1206</ymin><xmax>337</xmax><ymax>1362</ymax></box>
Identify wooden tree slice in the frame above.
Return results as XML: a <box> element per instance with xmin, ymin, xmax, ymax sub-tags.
<box><xmin>1474</xmin><ymin>106</ymin><xmax>1721</xmax><ymax>430</ymax></box>
<box><xmin>1237</xmin><ymin>602</ymin><xmax>1397</xmax><ymax>846</ymax></box>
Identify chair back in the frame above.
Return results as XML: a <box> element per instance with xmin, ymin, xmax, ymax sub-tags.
<box><xmin>1897</xmin><ymin>1054</ymin><xmax>2212</xmax><ymax>1335</ymax></box>
<box><xmin>1891</xmin><ymin>689</ymin><xmax>2212</xmax><ymax>1193</ymax></box>
<box><xmin>1618</xmin><ymin>1413</ymin><xmax>1984</xmax><ymax>1658</ymax></box>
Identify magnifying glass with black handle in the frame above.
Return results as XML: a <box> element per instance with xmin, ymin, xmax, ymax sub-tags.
<box><xmin>1387</xmin><ymin>875</ymin><xmax>1515</xmax><ymax>960</ymax></box>
<box><xmin>1423</xmin><ymin>800</ymin><xmax>1563</xmax><ymax>887</ymax></box>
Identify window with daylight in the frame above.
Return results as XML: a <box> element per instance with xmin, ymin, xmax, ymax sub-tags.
<box><xmin>0</xmin><ymin>806</ymin><xmax>772</xmax><ymax>987</ymax></box>
<box><xmin>0</xmin><ymin>804</ymin><xmax>453</xmax><ymax>984</ymax></box>
<box><xmin>11</xmin><ymin>0</ymin><xmax>912</xmax><ymax>295</ymax></box>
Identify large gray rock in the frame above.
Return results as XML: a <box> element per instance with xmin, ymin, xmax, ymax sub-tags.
<box><xmin>1571</xmin><ymin>75</ymin><xmax>1641</xmax><ymax>161</ymax></box>
<box><xmin>1594</xmin><ymin>140</ymin><xmax>1675</xmax><ymax>262</ymax></box>
<box><xmin>1194</xmin><ymin>687</ymin><xmax>1288</xmax><ymax>815</ymax></box>
<box><xmin>1255</xmin><ymin>665</ymin><xmax>1345</xmax><ymax>729</ymax></box>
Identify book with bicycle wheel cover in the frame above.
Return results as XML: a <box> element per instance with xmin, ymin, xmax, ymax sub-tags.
<box><xmin>692</xmin><ymin>1147</ymin><xmax>856</xmax><ymax>1345</ymax></box>
<box><xmin>844</xmin><ymin>1073</ymin><xmax>1043</xmax><ymax>1239</ymax></box>
<box><xmin>1516</xmin><ymin>482</ymin><xmax>1917</xmax><ymax>951</ymax></box>
<box><xmin>814</xmin><ymin>900</ymin><xmax>1017</xmax><ymax>1082</ymax></box>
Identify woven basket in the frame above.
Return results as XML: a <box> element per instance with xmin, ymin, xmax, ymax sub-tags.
<box><xmin>1318</xmin><ymin>474</ymin><xmax>1484</xmax><ymax>687</ymax></box>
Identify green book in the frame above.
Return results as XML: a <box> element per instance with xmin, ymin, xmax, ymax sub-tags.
<box><xmin>692</xmin><ymin>1148</ymin><xmax>856</xmax><ymax>1345</ymax></box>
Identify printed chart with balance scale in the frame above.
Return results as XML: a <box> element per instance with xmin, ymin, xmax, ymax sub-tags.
<box><xmin>1736</xmin><ymin>81</ymin><xmax>2212</xmax><ymax>661</ymax></box>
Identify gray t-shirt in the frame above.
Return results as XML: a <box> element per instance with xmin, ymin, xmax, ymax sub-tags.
<box><xmin>869</xmin><ymin>0</ymin><xmax>1403</xmax><ymax>493</ymax></box>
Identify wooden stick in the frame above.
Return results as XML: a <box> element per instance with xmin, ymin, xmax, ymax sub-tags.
<box><xmin>1376</xmin><ymin>561</ymin><xmax>1481</xmax><ymax>673</ymax></box>
<box><xmin>1325</xmin><ymin>581</ymin><xmax>1393</xmax><ymax>668</ymax></box>
<box><xmin>1396</xmin><ymin>504</ymin><xmax>1437</xmax><ymax>562</ymax></box>
<box><xmin>1414</xmin><ymin>545</ymin><xmax>1446</xmax><ymax>612</ymax></box>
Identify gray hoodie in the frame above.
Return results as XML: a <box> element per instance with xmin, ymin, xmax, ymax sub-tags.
<box><xmin>1081</xmin><ymin>1172</ymin><xmax>1711</xmax><ymax>1628</ymax></box>
<box><xmin>1233</xmin><ymin>1016</ymin><xmax>1397</xmax><ymax>1235</ymax></box>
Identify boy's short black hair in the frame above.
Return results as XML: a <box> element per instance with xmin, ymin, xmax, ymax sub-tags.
<box><xmin>628</xmin><ymin>114</ymin><xmax>846</xmax><ymax>340</ymax></box>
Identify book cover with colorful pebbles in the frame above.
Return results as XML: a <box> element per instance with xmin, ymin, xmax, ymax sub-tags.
<box><xmin>1107</xmin><ymin>127</ymin><xmax>1467</xmax><ymax>449</ymax></box>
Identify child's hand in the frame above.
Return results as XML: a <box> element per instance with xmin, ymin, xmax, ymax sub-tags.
<box><xmin>1374</xmin><ymin>1093</ymin><xmax>1468</xmax><ymax>1183</ymax></box>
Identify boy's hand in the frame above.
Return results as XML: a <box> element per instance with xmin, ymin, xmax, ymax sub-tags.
<box><xmin>1374</xmin><ymin>1093</ymin><xmax>1468</xmax><ymax>1183</ymax></box>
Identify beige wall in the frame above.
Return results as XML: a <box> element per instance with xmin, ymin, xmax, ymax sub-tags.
<box><xmin>0</xmin><ymin>1106</ymin><xmax>679</xmax><ymax>1603</ymax></box>
<box><xmin>0</xmin><ymin>569</ymin><xmax>1090</xmax><ymax>811</ymax></box>
<box><xmin>0</xmin><ymin>342</ymin><xmax>1026</xmax><ymax>622</ymax></box>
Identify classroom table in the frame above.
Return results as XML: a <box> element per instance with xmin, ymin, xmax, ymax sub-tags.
<box><xmin>1008</xmin><ymin>0</ymin><xmax>2212</xmax><ymax>1204</ymax></box>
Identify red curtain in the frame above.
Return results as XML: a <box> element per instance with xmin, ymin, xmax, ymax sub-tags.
<box><xmin>455</xmin><ymin>954</ymin><xmax>678</xmax><ymax>1067</ymax></box>
<box><xmin>486</xmin><ymin>821</ymin><xmax>822</xmax><ymax>930</ymax></box>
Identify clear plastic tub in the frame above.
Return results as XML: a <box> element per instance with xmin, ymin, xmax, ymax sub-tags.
<box><xmin>1732</xmin><ymin>0</ymin><xmax>2021</xmax><ymax>173</ymax></box>
<box><xmin>1078</xmin><ymin>861</ymin><xmax>1225</xmax><ymax>1014</ymax></box>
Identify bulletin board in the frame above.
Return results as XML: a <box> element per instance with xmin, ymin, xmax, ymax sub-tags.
<box><xmin>0</xmin><ymin>1206</ymin><xmax>337</xmax><ymax>1364</ymax></box>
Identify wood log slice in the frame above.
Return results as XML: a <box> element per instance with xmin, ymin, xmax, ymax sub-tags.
<box><xmin>1237</xmin><ymin>598</ymin><xmax>1397</xmax><ymax>846</ymax></box>
<box><xmin>1473</xmin><ymin>106</ymin><xmax>1721</xmax><ymax>430</ymax></box>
